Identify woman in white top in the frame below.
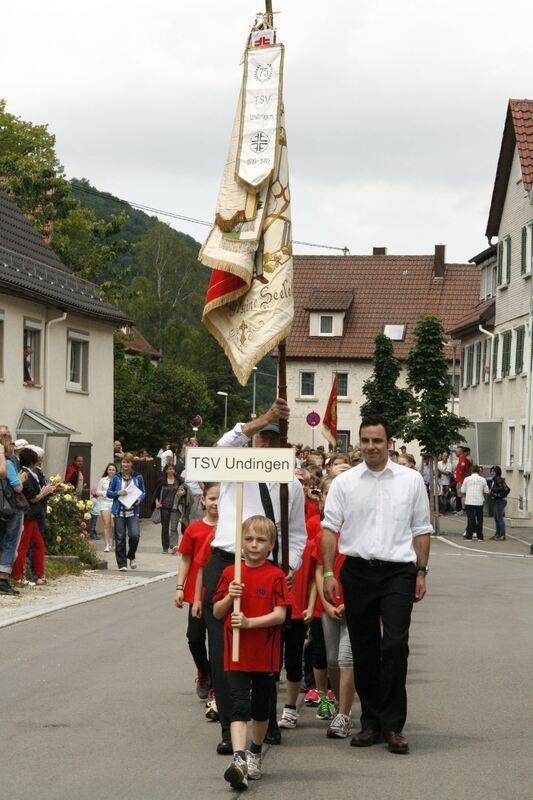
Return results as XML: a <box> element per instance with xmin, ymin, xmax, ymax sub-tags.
<box><xmin>96</xmin><ymin>463</ymin><xmax>117</xmax><ymax>552</ymax></box>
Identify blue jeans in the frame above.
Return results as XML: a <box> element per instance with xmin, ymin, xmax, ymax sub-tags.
<box><xmin>493</xmin><ymin>499</ymin><xmax>507</xmax><ymax>535</ymax></box>
<box><xmin>88</xmin><ymin>513</ymin><xmax>99</xmax><ymax>539</ymax></box>
<box><xmin>0</xmin><ymin>509</ymin><xmax>24</xmax><ymax>574</ymax></box>
<box><xmin>114</xmin><ymin>515</ymin><xmax>140</xmax><ymax>567</ymax></box>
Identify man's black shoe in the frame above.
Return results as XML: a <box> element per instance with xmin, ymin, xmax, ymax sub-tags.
<box><xmin>264</xmin><ymin>729</ymin><xmax>282</xmax><ymax>745</ymax></box>
<box><xmin>216</xmin><ymin>739</ymin><xmax>233</xmax><ymax>755</ymax></box>
<box><xmin>350</xmin><ymin>728</ymin><xmax>382</xmax><ymax>747</ymax></box>
<box><xmin>0</xmin><ymin>579</ymin><xmax>19</xmax><ymax>595</ymax></box>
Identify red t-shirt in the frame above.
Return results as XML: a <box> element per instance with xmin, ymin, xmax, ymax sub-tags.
<box><xmin>456</xmin><ymin>455</ymin><xmax>472</xmax><ymax>482</ymax></box>
<box><xmin>306</xmin><ymin>514</ymin><xmax>321</xmax><ymax>541</ymax></box>
<box><xmin>178</xmin><ymin>519</ymin><xmax>216</xmax><ymax>604</ymax></box>
<box><xmin>305</xmin><ymin>497</ymin><xmax>321</xmax><ymax>523</ymax></box>
<box><xmin>313</xmin><ymin>529</ymin><xmax>345</xmax><ymax>607</ymax></box>
<box><xmin>213</xmin><ymin>561</ymin><xmax>289</xmax><ymax>672</ymax></box>
<box><xmin>289</xmin><ymin>538</ymin><xmax>315</xmax><ymax>619</ymax></box>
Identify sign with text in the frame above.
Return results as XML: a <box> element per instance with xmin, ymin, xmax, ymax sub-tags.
<box><xmin>186</xmin><ymin>447</ymin><xmax>294</xmax><ymax>484</ymax></box>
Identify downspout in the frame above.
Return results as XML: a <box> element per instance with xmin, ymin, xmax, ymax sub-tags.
<box><xmin>44</xmin><ymin>312</ymin><xmax>67</xmax><ymax>416</ymax></box>
<box><xmin>479</xmin><ymin>325</ymin><xmax>494</xmax><ymax>418</ymax></box>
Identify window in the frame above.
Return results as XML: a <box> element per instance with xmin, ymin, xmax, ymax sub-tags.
<box><xmin>482</xmin><ymin>337</ymin><xmax>491</xmax><ymax>383</ymax></box>
<box><xmin>383</xmin><ymin>324</ymin><xmax>406</xmax><ymax>341</ymax></box>
<box><xmin>336</xmin><ymin>371</ymin><xmax>348</xmax><ymax>398</ymax></box>
<box><xmin>480</xmin><ymin>264</ymin><xmax>496</xmax><ymax>300</ymax></box>
<box><xmin>519</xmin><ymin>420</ymin><xmax>526</xmax><ymax>468</ymax></box>
<box><xmin>66</xmin><ymin>330</ymin><xmax>89</xmax><ymax>391</ymax></box>
<box><xmin>319</xmin><ymin>315</ymin><xmax>334</xmax><ymax>335</ymax></box>
<box><xmin>24</xmin><ymin>319</ymin><xmax>42</xmax><ymax>385</ymax></box>
<box><xmin>299</xmin><ymin>370</ymin><xmax>315</xmax><ymax>397</ymax></box>
<box><xmin>507</xmin><ymin>422</ymin><xmax>515</xmax><ymax>468</ymax></box>
<box><xmin>501</xmin><ymin>331</ymin><xmax>512</xmax><ymax>377</ymax></box>
<box><xmin>521</xmin><ymin>222</ymin><xmax>533</xmax><ymax>276</ymax></box>
<box><xmin>492</xmin><ymin>334</ymin><xmax>499</xmax><ymax>379</ymax></box>
<box><xmin>0</xmin><ymin>311</ymin><xmax>4</xmax><ymax>379</ymax></box>
<box><xmin>497</xmin><ymin>236</ymin><xmax>511</xmax><ymax>286</ymax></box>
<box><xmin>473</xmin><ymin>341</ymin><xmax>481</xmax><ymax>385</ymax></box>
<box><xmin>515</xmin><ymin>326</ymin><xmax>525</xmax><ymax>375</ymax></box>
<box><xmin>449</xmin><ymin>371</ymin><xmax>460</xmax><ymax>399</ymax></box>
<box><xmin>466</xmin><ymin>345</ymin><xmax>474</xmax><ymax>386</ymax></box>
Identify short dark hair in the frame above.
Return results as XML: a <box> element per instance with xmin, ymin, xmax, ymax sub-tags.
<box><xmin>19</xmin><ymin>448</ymin><xmax>39</xmax><ymax>467</ymax></box>
<box><xmin>491</xmin><ymin>465</ymin><xmax>502</xmax><ymax>477</ymax></box>
<box><xmin>359</xmin><ymin>414</ymin><xmax>393</xmax><ymax>440</ymax></box>
<box><xmin>472</xmin><ymin>464</ymin><xmax>481</xmax><ymax>473</ymax></box>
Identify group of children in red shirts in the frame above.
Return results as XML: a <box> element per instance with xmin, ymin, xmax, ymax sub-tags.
<box><xmin>174</xmin><ymin>473</ymin><xmax>352</xmax><ymax>791</ymax></box>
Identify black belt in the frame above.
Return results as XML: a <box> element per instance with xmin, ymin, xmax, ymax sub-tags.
<box><xmin>348</xmin><ymin>556</ymin><xmax>410</xmax><ymax>568</ymax></box>
<box><xmin>212</xmin><ymin>547</ymin><xmax>235</xmax><ymax>563</ymax></box>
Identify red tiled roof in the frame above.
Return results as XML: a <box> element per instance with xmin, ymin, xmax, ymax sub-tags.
<box><xmin>121</xmin><ymin>326</ymin><xmax>161</xmax><ymax>359</ymax></box>
<box><xmin>486</xmin><ymin>99</ymin><xmax>533</xmax><ymax>238</ymax></box>
<box><xmin>447</xmin><ymin>299</ymin><xmax>495</xmax><ymax>339</ymax></box>
<box><xmin>285</xmin><ymin>254</ymin><xmax>480</xmax><ymax>360</ymax></box>
<box><xmin>304</xmin><ymin>289</ymin><xmax>355</xmax><ymax>311</ymax></box>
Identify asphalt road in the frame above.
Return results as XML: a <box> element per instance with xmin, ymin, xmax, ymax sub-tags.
<box><xmin>2</xmin><ymin>537</ymin><xmax>532</xmax><ymax>800</ymax></box>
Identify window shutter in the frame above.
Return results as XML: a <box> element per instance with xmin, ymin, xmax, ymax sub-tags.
<box><xmin>460</xmin><ymin>346</ymin><xmax>465</xmax><ymax>386</ymax></box>
<box><xmin>506</xmin><ymin>236</ymin><xmax>511</xmax><ymax>284</ymax></box>
<box><xmin>502</xmin><ymin>331</ymin><xmax>511</xmax><ymax>377</ymax></box>
<box><xmin>521</xmin><ymin>227</ymin><xmax>527</xmax><ymax>274</ymax></box>
<box><xmin>515</xmin><ymin>326</ymin><xmax>525</xmax><ymax>374</ymax></box>
<box><xmin>497</xmin><ymin>242</ymin><xmax>503</xmax><ymax>284</ymax></box>
<box><xmin>475</xmin><ymin>342</ymin><xmax>482</xmax><ymax>384</ymax></box>
<box><xmin>492</xmin><ymin>334</ymin><xmax>499</xmax><ymax>379</ymax></box>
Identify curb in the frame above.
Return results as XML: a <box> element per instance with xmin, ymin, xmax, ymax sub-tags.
<box><xmin>0</xmin><ymin>570</ymin><xmax>177</xmax><ymax>630</ymax></box>
<box><xmin>435</xmin><ymin>536</ymin><xmax>533</xmax><ymax>559</ymax></box>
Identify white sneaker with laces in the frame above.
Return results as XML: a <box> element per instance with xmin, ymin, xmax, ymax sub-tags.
<box><xmin>246</xmin><ymin>750</ymin><xmax>263</xmax><ymax>780</ymax></box>
<box><xmin>278</xmin><ymin>706</ymin><xmax>298</xmax><ymax>729</ymax></box>
<box><xmin>119</xmin><ymin>566</ymin><xmax>128</xmax><ymax>571</ymax></box>
<box><xmin>129</xmin><ymin>559</ymin><xmax>137</xmax><ymax>570</ymax></box>
<box><xmin>224</xmin><ymin>753</ymin><xmax>248</xmax><ymax>789</ymax></box>
<box><xmin>327</xmin><ymin>713</ymin><xmax>353</xmax><ymax>739</ymax></box>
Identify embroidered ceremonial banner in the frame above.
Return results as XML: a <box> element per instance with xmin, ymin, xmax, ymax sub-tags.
<box><xmin>322</xmin><ymin>375</ymin><xmax>338</xmax><ymax>448</ymax></box>
<box><xmin>200</xmin><ymin>29</ymin><xmax>293</xmax><ymax>387</ymax></box>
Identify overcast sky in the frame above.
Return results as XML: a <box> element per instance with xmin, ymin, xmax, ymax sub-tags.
<box><xmin>2</xmin><ymin>0</ymin><xmax>532</xmax><ymax>262</ymax></box>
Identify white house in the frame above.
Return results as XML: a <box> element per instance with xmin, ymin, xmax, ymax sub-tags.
<box><xmin>450</xmin><ymin>99</ymin><xmax>533</xmax><ymax>520</ymax></box>
<box><xmin>0</xmin><ymin>189</ymin><xmax>131</xmax><ymax>486</ymax></box>
<box><xmin>283</xmin><ymin>246</ymin><xmax>480</xmax><ymax>451</ymax></box>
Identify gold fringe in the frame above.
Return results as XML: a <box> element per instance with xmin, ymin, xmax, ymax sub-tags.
<box><xmin>198</xmin><ymin>250</ymin><xmax>253</xmax><ymax>285</ymax></box>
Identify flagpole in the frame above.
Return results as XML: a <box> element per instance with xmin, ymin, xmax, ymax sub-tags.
<box><xmin>278</xmin><ymin>340</ymin><xmax>289</xmax><ymax>573</ymax></box>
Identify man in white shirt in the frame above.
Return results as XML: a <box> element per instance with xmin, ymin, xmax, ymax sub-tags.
<box><xmin>322</xmin><ymin>414</ymin><xmax>432</xmax><ymax>755</ymax></box>
<box><xmin>437</xmin><ymin>451</ymin><xmax>453</xmax><ymax>513</ymax></box>
<box><xmin>460</xmin><ymin>465</ymin><xmax>489</xmax><ymax>540</ymax></box>
<box><xmin>202</xmin><ymin>398</ymin><xmax>307</xmax><ymax>754</ymax></box>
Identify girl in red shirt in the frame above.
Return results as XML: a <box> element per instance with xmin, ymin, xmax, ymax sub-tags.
<box><xmin>213</xmin><ymin>516</ymin><xmax>289</xmax><ymax>791</ymax></box>
<box><xmin>175</xmin><ymin>483</ymin><xmax>219</xmax><ymax>700</ymax></box>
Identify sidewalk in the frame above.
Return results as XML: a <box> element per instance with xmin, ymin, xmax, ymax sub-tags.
<box><xmin>435</xmin><ymin>510</ymin><xmax>533</xmax><ymax>558</ymax></box>
<box><xmin>0</xmin><ymin>518</ymin><xmax>178</xmax><ymax>628</ymax></box>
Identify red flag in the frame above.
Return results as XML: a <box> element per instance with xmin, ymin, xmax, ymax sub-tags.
<box><xmin>322</xmin><ymin>375</ymin><xmax>338</xmax><ymax>448</ymax></box>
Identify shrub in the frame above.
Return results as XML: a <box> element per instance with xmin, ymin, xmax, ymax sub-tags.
<box><xmin>43</xmin><ymin>479</ymin><xmax>99</xmax><ymax>568</ymax></box>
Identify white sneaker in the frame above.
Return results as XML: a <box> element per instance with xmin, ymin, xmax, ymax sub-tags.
<box><xmin>327</xmin><ymin>713</ymin><xmax>352</xmax><ymax>739</ymax></box>
<box><xmin>119</xmin><ymin>566</ymin><xmax>128</xmax><ymax>571</ymax></box>
<box><xmin>278</xmin><ymin>706</ymin><xmax>298</xmax><ymax>729</ymax></box>
<box><xmin>104</xmin><ymin>545</ymin><xmax>110</xmax><ymax>553</ymax></box>
<box><xmin>246</xmin><ymin>750</ymin><xmax>263</xmax><ymax>780</ymax></box>
<box><xmin>224</xmin><ymin>753</ymin><xmax>248</xmax><ymax>789</ymax></box>
<box><xmin>129</xmin><ymin>559</ymin><xmax>137</xmax><ymax>570</ymax></box>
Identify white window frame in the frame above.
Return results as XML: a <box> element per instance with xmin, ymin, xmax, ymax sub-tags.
<box><xmin>472</xmin><ymin>341</ymin><xmax>481</xmax><ymax>386</ymax></box>
<box><xmin>525</xmin><ymin>222</ymin><xmax>533</xmax><ymax>276</ymax></box>
<box><xmin>319</xmin><ymin>315</ymin><xmax>334</xmax><ymax>336</ymax></box>
<box><xmin>383</xmin><ymin>324</ymin><xmax>406</xmax><ymax>341</ymax></box>
<box><xmin>500</xmin><ymin>236</ymin><xmax>511</xmax><ymax>286</ymax></box>
<box><xmin>483</xmin><ymin>337</ymin><xmax>491</xmax><ymax>383</ymax></box>
<box><xmin>299</xmin><ymin>370</ymin><xmax>316</xmax><ymax>398</ymax></box>
<box><xmin>66</xmin><ymin>330</ymin><xmax>89</xmax><ymax>391</ymax></box>
<box><xmin>335</xmin><ymin>371</ymin><xmax>349</xmax><ymax>398</ymax></box>
<box><xmin>519</xmin><ymin>418</ymin><xmax>526</xmax><ymax>469</ymax></box>
<box><xmin>24</xmin><ymin>318</ymin><xmax>43</xmax><ymax>385</ymax></box>
<box><xmin>507</xmin><ymin>420</ymin><xmax>516</xmax><ymax>469</ymax></box>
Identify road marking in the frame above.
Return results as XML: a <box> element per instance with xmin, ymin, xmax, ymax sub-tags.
<box><xmin>436</xmin><ymin>536</ymin><xmax>533</xmax><ymax>560</ymax></box>
<box><xmin>482</xmin><ymin>522</ymin><xmax>532</xmax><ymax>547</ymax></box>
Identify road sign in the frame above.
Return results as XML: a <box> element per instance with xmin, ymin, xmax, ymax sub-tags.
<box><xmin>306</xmin><ymin>411</ymin><xmax>321</xmax><ymax>428</ymax></box>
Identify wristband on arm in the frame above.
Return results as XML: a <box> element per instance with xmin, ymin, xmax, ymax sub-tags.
<box><xmin>323</xmin><ymin>571</ymin><xmax>334</xmax><ymax>578</ymax></box>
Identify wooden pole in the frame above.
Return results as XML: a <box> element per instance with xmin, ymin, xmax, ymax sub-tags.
<box><xmin>278</xmin><ymin>341</ymin><xmax>290</xmax><ymax>572</ymax></box>
<box><xmin>265</xmin><ymin>0</ymin><xmax>274</xmax><ymax>26</ymax></box>
<box><xmin>232</xmin><ymin>482</ymin><xmax>244</xmax><ymax>662</ymax></box>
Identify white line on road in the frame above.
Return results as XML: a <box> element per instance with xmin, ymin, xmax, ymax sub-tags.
<box><xmin>436</xmin><ymin>536</ymin><xmax>533</xmax><ymax>560</ymax></box>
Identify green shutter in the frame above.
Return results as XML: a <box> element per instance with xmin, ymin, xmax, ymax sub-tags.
<box><xmin>506</xmin><ymin>236</ymin><xmax>511</xmax><ymax>284</ymax></box>
<box><xmin>521</xmin><ymin>227</ymin><xmax>527</xmax><ymax>274</ymax></box>
<box><xmin>502</xmin><ymin>331</ymin><xmax>512</xmax><ymax>377</ymax></box>
<box><xmin>475</xmin><ymin>342</ymin><xmax>482</xmax><ymax>384</ymax></box>
<box><xmin>466</xmin><ymin>346</ymin><xmax>473</xmax><ymax>386</ymax></box>
<box><xmin>497</xmin><ymin>242</ymin><xmax>503</xmax><ymax>284</ymax></box>
<box><xmin>515</xmin><ymin>326</ymin><xmax>525</xmax><ymax>374</ymax></box>
<box><xmin>460</xmin><ymin>346</ymin><xmax>465</xmax><ymax>386</ymax></box>
<box><xmin>493</xmin><ymin>334</ymin><xmax>499</xmax><ymax>378</ymax></box>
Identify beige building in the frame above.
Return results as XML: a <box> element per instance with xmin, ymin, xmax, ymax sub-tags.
<box><xmin>284</xmin><ymin>247</ymin><xmax>480</xmax><ymax>451</ymax></box>
<box><xmin>0</xmin><ymin>189</ymin><xmax>131</xmax><ymax>486</ymax></box>
<box><xmin>451</xmin><ymin>100</ymin><xmax>533</xmax><ymax>519</ymax></box>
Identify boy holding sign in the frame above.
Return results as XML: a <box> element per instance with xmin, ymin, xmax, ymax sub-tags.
<box><xmin>213</xmin><ymin>515</ymin><xmax>289</xmax><ymax>790</ymax></box>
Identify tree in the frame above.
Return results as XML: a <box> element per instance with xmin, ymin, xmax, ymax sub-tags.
<box><xmin>403</xmin><ymin>316</ymin><xmax>470</xmax><ymax>532</ymax></box>
<box><xmin>360</xmin><ymin>334</ymin><xmax>412</xmax><ymax>438</ymax></box>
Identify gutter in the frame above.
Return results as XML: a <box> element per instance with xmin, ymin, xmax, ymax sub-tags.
<box><xmin>44</xmin><ymin>312</ymin><xmax>67</xmax><ymax>416</ymax></box>
<box><xmin>479</xmin><ymin>325</ymin><xmax>494</xmax><ymax>418</ymax></box>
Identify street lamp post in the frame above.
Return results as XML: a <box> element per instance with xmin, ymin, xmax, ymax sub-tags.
<box><xmin>251</xmin><ymin>367</ymin><xmax>258</xmax><ymax>419</ymax></box>
<box><xmin>217</xmin><ymin>391</ymin><xmax>228</xmax><ymax>429</ymax></box>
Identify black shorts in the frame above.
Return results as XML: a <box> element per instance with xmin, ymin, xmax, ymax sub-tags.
<box><xmin>225</xmin><ymin>671</ymin><xmax>275</xmax><ymax>722</ymax></box>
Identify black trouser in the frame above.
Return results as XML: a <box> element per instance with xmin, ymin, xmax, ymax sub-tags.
<box><xmin>226</xmin><ymin>671</ymin><xmax>274</xmax><ymax>722</ymax></box>
<box><xmin>310</xmin><ymin>617</ymin><xmax>328</xmax><ymax>670</ymax></box>
<box><xmin>187</xmin><ymin>605</ymin><xmax>210</xmax><ymax>680</ymax></box>
<box><xmin>465</xmin><ymin>505</ymin><xmax>484</xmax><ymax>539</ymax></box>
<box><xmin>341</xmin><ymin>557</ymin><xmax>416</xmax><ymax>733</ymax></box>
<box><xmin>203</xmin><ymin>548</ymin><xmax>236</xmax><ymax>739</ymax></box>
<box><xmin>282</xmin><ymin>619</ymin><xmax>307</xmax><ymax>682</ymax></box>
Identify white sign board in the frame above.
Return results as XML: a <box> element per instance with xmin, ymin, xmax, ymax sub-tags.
<box><xmin>186</xmin><ymin>447</ymin><xmax>294</xmax><ymax>484</ymax></box>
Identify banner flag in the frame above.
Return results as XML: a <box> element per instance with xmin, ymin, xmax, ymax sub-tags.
<box><xmin>200</xmin><ymin>28</ymin><xmax>293</xmax><ymax>387</ymax></box>
<box><xmin>322</xmin><ymin>375</ymin><xmax>338</xmax><ymax>447</ymax></box>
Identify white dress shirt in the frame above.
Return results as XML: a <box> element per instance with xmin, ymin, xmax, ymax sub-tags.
<box><xmin>460</xmin><ymin>473</ymin><xmax>489</xmax><ymax>506</ymax></box>
<box><xmin>438</xmin><ymin>460</ymin><xmax>453</xmax><ymax>486</ymax></box>
<box><xmin>212</xmin><ymin>423</ymin><xmax>307</xmax><ymax>570</ymax></box>
<box><xmin>322</xmin><ymin>459</ymin><xmax>433</xmax><ymax>563</ymax></box>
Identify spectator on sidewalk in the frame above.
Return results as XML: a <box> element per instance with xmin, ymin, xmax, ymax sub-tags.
<box><xmin>489</xmin><ymin>466</ymin><xmax>510</xmax><ymax>541</ymax></box>
<box><xmin>461</xmin><ymin>465</ymin><xmax>489</xmax><ymax>540</ymax></box>
<box><xmin>454</xmin><ymin>446</ymin><xmax>472</xmax><ymax>513</ymax></box>
<box><xmin>65</xmin><ymin>454</ymin><xmax>85</xmax><ymax>498</ymax></box>
<box><xmin>95</xmin><ymin>464</ymin><xmax>116</xmax><ymax>552</ymax></box>
<box><xmin>438</xmin><ymin>451</ymin><xmax>453</xmax><ymax>513</ymax></box>
<box><xmin>0</xmin><ymin>427</ymin><xmax>26</xmax><ymax>595</ymax></box>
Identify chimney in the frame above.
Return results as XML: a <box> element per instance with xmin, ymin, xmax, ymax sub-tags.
<box><xmin>373</xmin><ymin>247</ymin><xmax>387</xmax><ymax>255</ymax></box>
<box><xmin>434</xmin><ymin>244</ymin><xmax>446</xmax><ymax>278</ymax></box>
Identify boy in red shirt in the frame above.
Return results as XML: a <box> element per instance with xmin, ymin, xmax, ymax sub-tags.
<box><xmin>213</xmin><ymin>515</ymin><xmax>289</xmax><ymax>791</ymax></box>
<box><xmin>175</xmin><ymin>483</ymin><xmax>219</xmax><ymax>700</ymax></box>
